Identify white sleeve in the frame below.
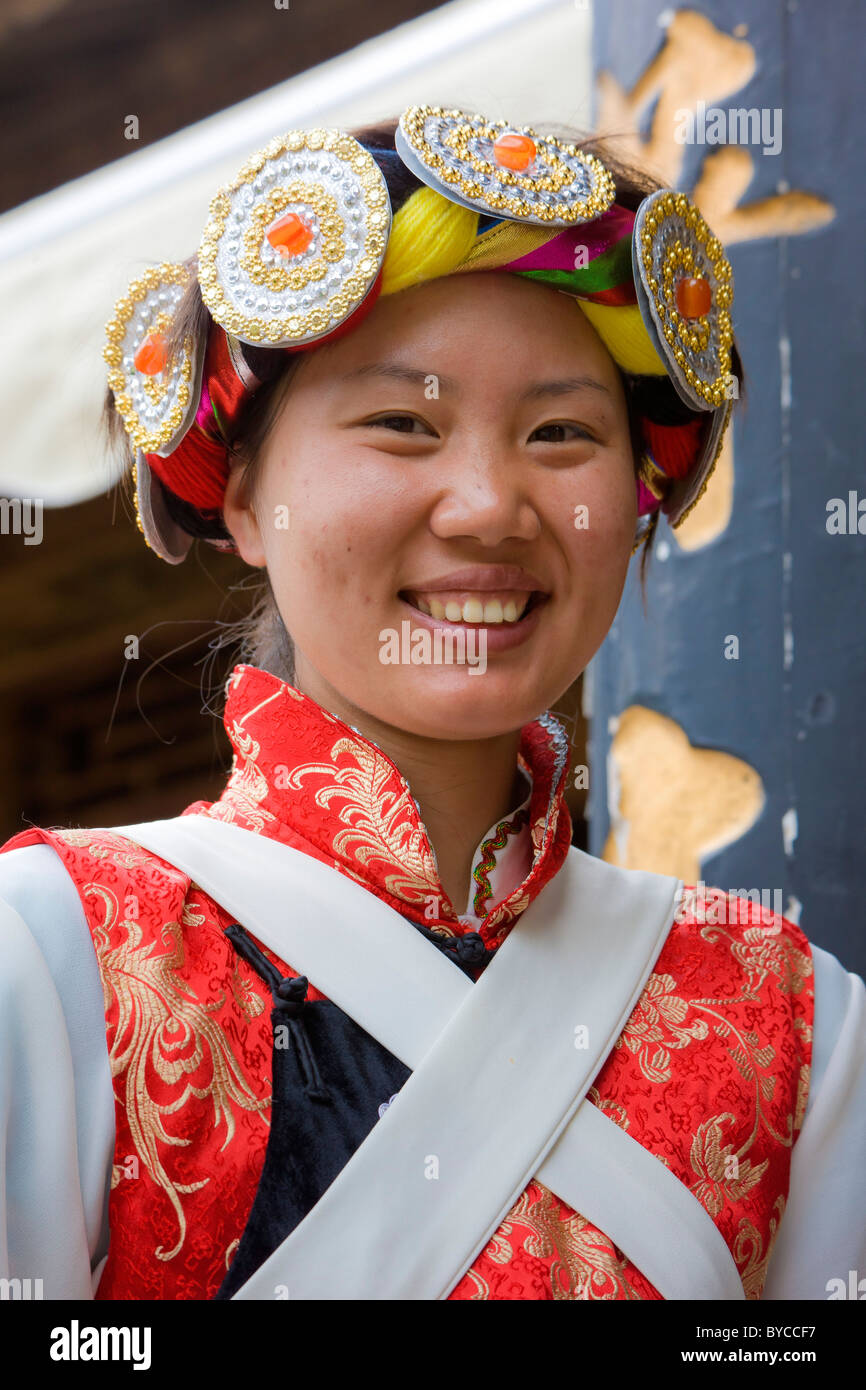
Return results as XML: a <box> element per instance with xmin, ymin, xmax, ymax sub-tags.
<box><xmin>0</xmin><ymin>844</ymin><xmax>115</xmax><ymax>1298</ymax></box>
<box><xmin>761</xmin><ymin>943</ymin><xmax>866</xmax><ymax>1300</ymax></box>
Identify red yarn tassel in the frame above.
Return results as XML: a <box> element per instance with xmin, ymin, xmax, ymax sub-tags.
<box><xmin>146</xmin><ymin>427</ymin><xmax>229</xmax><ymax>511</ymax></box>
<box><xmin>641</xmin><ymin>416</ymin><xmax>706</xmax><ymax>481</ymax></box>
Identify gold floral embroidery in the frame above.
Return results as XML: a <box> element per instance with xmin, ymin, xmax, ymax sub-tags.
<box><xmin>794</xmin><ymin>1014</ymin><xmax>813</xmax><ymax>1045</ymax></box>
<box><xmin>55</xmin><ymin>829</ymin><xmax>154</xmax><ymax>871</ymax></box>
<box><xmin>285</xmin><ymin>738</ymin><xmax>442</xmax><ymax>907</ymax></box>
<box><xmin>734</xmin><ymin>1196</ymin><xmax>786</xmax><ymax>1300</ymax></box>
<box><xmin>588</xmin><ymin>1087</ymin><xmax>630</xmax><ymax>1131</ymax></box>
<box><xmin>212</xmin><ymin>723</ymin><xmax>277</xmax><ymax>831</ymax></box>
<box><xmin>209</xmin><ymin>668</ymin><xmax>571</xmax><ymax>940</ymax></box>
<box><xmin>689</xmin><ymin>1113</ymin><xmax>768</xmax><ymax>1217</ymax></box>
<box><xmin>231</xmin><ymin>956</ymin><xmax>266</xmax><ymax>1020</ymax></box>
<box><xmin>616</xmin><ymin>972</ymin><xmax>710</xmax><ymax>1082</ymax></box>
<box><xmin>622</xmin><ymin>920</ymin><xmax>810</xmax><ymax>1149</ymax></box>
<box><xmin>710</xmin><ymin>916</ymin><xmax>813</xmax><ymax>997</ymax></box>
<box><xmin>606</xmin><ymin>906</ymin><xmax>811</xmax><ymax>1281</ymax></box>
<box><xmin>794</xmin><ymin>1062</ymin><xmax>810</xmax><ymax>1132</ymax></box>
<box><xmin>463</xmin><ymin>1268</ymin><xmax>491</xmax><ymax>1300</ymax></box>
<box><xmin>485</xmin><ymin>888</ymin><xmax>530</xmax><ymax>937</ymax></box>
<box><xmin>490</xmin><ymin>1184</ymin><xmax>643</xmax><ymax>1300</ymax></box>
<box><xmin>688</xmin><ymin>953</ymin><xmax>803</xmax><ymax>1152</ymax></box>
<box><xmin>85</xmin><ymin>882</ymin><xmax>271</xmax><ymax>1262</ymax></box>
<box><xmin>530</xmin><ymin>813</ymin><xmax>548</xmax><ymax>855</ymax></box>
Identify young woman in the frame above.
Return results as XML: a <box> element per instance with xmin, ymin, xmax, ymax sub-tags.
<box><xmin>1</xmin><ymin>108</ymin><xmax>863</xmax><ymax>1302</ymax></box>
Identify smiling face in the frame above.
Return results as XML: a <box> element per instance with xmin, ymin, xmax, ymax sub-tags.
<box><xmin>223</xmin><ymin>271</ymin><xmax>638</xmax><ymax>740</ymax></box>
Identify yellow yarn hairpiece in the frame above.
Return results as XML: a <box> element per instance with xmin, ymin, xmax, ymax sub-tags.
<box><xmin>380</xmin><ymin>186</ymin><xmax>668</xmax><ymax>379</ymax></box>
<box><xmin>381</xmin><ymin>186</ymin><xmax>479</xmax><ymax>296</ymax></box>
<box><xmin>573</xmin><ymin>301</ymin><xmax>668</xmax><ymax>376</ymax></box>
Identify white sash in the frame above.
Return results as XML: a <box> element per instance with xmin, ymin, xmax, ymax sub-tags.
<box><xmin>112</xmin><ymin>814</ymin><xmax>745</xmax><ymax>1301</ymax></box>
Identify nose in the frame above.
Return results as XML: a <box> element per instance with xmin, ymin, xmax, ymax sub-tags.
<box><xmin>428</xmin><ymin>446</ymin><xmax>541</xmax><ymax>547</ymax></box>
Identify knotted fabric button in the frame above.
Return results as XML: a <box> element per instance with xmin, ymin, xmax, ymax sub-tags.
<box><xmin>274</xmin><ymin>973</ymin><xmax>309</xmax><ymax>1017</ymax></box>
<box><xmin>452</xmin><ymin>931</ymin><xmax>488</xmax><ymax>966</ymax></box>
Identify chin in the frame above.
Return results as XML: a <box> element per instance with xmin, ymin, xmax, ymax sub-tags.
<box><xmin>378</xmin><ymin>668</ymin><xmax>559</xmax><ymax>742</ymax></box>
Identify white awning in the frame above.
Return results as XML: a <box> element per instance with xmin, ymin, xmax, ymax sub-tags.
<box><xmin>0</xmin><ymin>0</ymin><xmax>590</xmax><ymax>505</ymax></box>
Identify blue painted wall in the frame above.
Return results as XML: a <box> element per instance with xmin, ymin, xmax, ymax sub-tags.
<box><xmin>589</xmin><ymin>0</ymin><xmax>865</xmax><ymax>974</ymax></box>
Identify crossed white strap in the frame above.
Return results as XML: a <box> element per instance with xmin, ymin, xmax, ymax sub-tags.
<box><xmin>113</xmin><ymin>814</ymin><xmax>745</xmax><ymax>1301</ymax></box>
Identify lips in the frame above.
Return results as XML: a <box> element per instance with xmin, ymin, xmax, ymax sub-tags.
<box><xmin>401</xmin><ymin>564</ymin><xmax>548</xmax><ymax>593</ymax></box>
<box><xmin>398</xmin><ymin>589</ymin><xmax>547</xmax><ymax>654</ymax></box>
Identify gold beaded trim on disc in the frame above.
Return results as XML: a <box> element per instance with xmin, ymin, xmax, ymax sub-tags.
<box><xmin>103</xmin><ymin>263</ymin><xmax>195</xmax><ymax>455</ymax></box>
<box><xmin>635</xmin><ymin>189</ymin><xmax>734</xmax><ymax>411</ymax></box>
<box><xmin>398</xmin><ymin>105</ymin><xmax>616</xmax><ymax>225</ymax></box>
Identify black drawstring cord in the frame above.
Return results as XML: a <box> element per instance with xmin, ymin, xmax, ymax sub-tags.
<box><xmin>225</xmin><ymin>922</ymin><xmax>282</xmax><ymax>991</ymax></box>
<box><xmin>224</xmin><ymin>923</ymin><xmax>332</xmax><ymax>1104</ymax></box>
<box><xmin>223</xmin><ymin>913</ymin><xmax>494</xmax><ymax>1102</ymax></box>
<box><xmin>272</xmin><ymin>973</ymin><xmax>332</xmax><ymax>1103</ymax></box>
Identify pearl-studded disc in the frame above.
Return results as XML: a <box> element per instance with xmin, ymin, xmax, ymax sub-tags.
<box><xmin>197</xmin><ymin>130</ymin><xmax>391</xmax><ymax>348</ymax></box>
<box><xmin>395</xmin><ymin>105</ymin><xmax>616</xmax><ymax>225</ymax></box>
<box><xmin>103</xmin><ymin>264</ymin><xmax>202</xmax><ymax>457</ymax></box>
<box><xmin>633</xmin><ymin>190</ymin><xmax>734</xmax><ymax>412</ymax></box>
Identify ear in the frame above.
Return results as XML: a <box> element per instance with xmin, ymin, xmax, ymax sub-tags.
<box><xmin>223</xmin><ymin>463</ymin><xmax>267</xmax><ymax>568</ymax></box>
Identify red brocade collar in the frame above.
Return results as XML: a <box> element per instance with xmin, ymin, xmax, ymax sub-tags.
<box><xmin>183</xmin><ymin>664</ymin><xmax>573</xmax><ymax>948</ymax></box>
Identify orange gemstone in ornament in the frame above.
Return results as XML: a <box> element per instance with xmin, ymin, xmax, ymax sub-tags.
<box><xmin>492</xmin><ymin>132</ymin><xmax>537</xmax><ymax>172</ymax></box>
<box><xmin>133</xmin><ymin>332</ymin><xmax>168</xmax><ymax>375</ymax></box>
<box><xmin>266</xmin><ymin>212</ymin><xmax>314</xmax><ymax>257</ymax></box>
<box><xmin>676</xmin><ymin>275</ymin><xmax>712</xmax><ymax>318</ymax></box>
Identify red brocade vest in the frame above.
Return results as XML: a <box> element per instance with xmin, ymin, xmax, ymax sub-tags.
<box><xmin>1</xmin><ymin>664</ymin><xmax>813</xmax><ymax>1300</ymax></box>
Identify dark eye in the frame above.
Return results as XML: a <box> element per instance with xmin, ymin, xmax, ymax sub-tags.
<box><xmin>529</xmin><ymin>421</ymin><xmax>593</xmax><ymax>444</ymax></box>
<box><xmin>367</xmin><ymin>414</ymin><xmax>433</xmax><ymax>434</ymax></box>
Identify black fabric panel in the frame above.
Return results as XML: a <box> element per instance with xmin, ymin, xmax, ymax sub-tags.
<box><xmin>215</xmin><ymin>931</ymin><xmax>411</xmax><ymax>1299</ymax></box>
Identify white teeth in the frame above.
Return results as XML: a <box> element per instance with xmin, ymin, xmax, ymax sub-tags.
<box><xmin>483</xmin><ymin>599</ymin><xmax>504</xmax><ymax>624</ymax></box>
<box><xmin>408</xmin><ymin>592</ymin><xmax>532</xmax><ymax>623</ymax></box>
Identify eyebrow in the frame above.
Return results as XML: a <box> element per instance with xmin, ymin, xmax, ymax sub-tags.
<box><xmin>519</xmin><ymin>376</ymin><xmax>613</xmax><ymax>401</ymax></box>
<box><xmin>340</xmin><ymin>362</ymin><xmax>459</xmax><ymax>391</ymax></box>
<box><xmin>340</xmin><ymin>363</ymin><xmax>612</xmax><ymax>402</ymax></box>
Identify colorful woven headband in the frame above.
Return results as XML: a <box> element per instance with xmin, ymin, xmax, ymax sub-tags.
<box><xmin>103</xmin><ymin>105</ymin><xmax>736</xmax><ymax>564</ymax></box>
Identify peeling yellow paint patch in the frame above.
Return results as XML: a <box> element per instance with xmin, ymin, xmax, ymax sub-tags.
<box><xmin>602</xmin><ymin>705</ymin><xmax>764</xmax><ymax>880</ymax></box>
<box><xmin>595</xmin><ymin>10</ymin><xmax>756</xmax><ymax>186</ymax></box>
<box><xmin>691</xmin><ymin>146</ymin><xmax>834</xmax><ymax>244</ymax></box>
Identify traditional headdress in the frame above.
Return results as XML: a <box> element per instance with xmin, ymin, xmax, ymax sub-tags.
<box><xmin>104</xmin><ymin>106</ymin><xmax>736</xmax><ymax>564</ymax></box>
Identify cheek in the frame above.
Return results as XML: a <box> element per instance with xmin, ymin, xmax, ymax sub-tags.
<box><xmin>260</xmin><ymin>448</ymin><xmax>415</xmax><ymax>613</ymax></box>
<box><xmin>562</xmin><ymin>453</ymin><xmax>639</xmax><ymax>561</ymax></box>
